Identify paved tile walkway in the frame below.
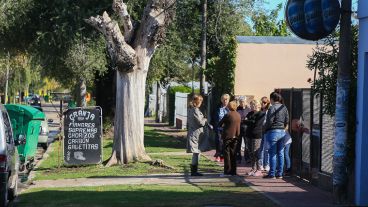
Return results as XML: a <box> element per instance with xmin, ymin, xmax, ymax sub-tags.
<box><xmin>146</xmin><ymin>120</ymin><xmax>336</xmax><ymax>207</ymax></box>
<box><xmin>202</xmin><ymin>150</ymin><xmax>335</xmax><ymax>207</ymax></box>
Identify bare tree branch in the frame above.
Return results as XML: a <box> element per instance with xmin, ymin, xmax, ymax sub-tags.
<box><xmin>113</xmin><ymin>0</ymin><xmax>134</xmax><ymax>43</ymax></box>
<box><xmin>133</xmin><ymin>0</ymin><xmax>176</xmax><ymax>71</ymax></box>
<box><xmin>85</xmin><ymin>12</ymin><xmax>137</xmax><ymax>73</ymax></box>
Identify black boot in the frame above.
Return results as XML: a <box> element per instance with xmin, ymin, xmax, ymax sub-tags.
<box><xmin>190</xmin><ymin>165</ymin><xmax>203</xmax><ymax>176</ymax></box>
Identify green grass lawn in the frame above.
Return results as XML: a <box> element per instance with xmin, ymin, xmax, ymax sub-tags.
<box><xmin>145</xmin><ymin>126</ymin><xmax>187</xmax><ymax>153</ymax></box>
<box><xmin>34</xmin><ymin>126</ymin><xmax>221</xmax><ymax>180</ymax></box>
<box><xmin>17</xmin><ymin>184</ymin><xmax>277</xmax><ymax>207</ymax></box>
<box><xmin>23</xmin><ymin>125</ymin><xmax>277</xmax><ymax>207</ymax></box>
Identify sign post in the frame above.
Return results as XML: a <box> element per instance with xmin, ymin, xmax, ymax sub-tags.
<box><xmin>63</xmin><ymin>107</ymin><xmax>102</xmax><ymax>165</ymax></box>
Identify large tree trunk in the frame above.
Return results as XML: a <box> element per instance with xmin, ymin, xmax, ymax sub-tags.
<box><xmin>107</xmin><ymin>70</ymin><xmax>150</xmax><ymax>165</ymax></box>
<box><xmin>87</xmin><ymin>0</ymin><xmax>175</xmax><ymax>165</ymax></box>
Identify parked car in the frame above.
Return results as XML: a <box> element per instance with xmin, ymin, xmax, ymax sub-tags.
<box><xmin>30</xmin><ymin>95</ymin><xmax>41</xmax><ymax>107</ymax></box>
<box><xmin>32</xmin><ymin>106</ymin><xmax>49</xmax><ymax>150</ymax></box>
<box><xmin>0</xmin><ymin>104</ymin><xmax>22</xmax><ymax>207</ymax></box>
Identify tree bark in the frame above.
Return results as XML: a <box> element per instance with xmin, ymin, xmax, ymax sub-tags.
<box><xmin>107</xmin><ymin>70</ymin><xmax>150</xmax><ymax>165</ymax></box>
<box><xmin>87</xmin><ymin>0</ymin><xmax>175</xmax><ymax>165</ymax></box>
<box><xmin>333</xmin><ymin>0</ymin><xmax>352</xmax><ymax>204</ymax></box>
<box><xmin>77</xmin><ymin>78</ymin><xmax>87</xmax><ymax>107</ymax></box>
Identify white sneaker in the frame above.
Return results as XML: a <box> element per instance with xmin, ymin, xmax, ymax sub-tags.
<box><xmin>264</xmin><ymin>166</ymin><xmax>270</xmax><ymax>172</ymax></box>
<box><xmin>246</xmin><ymin>169</ymin><xmax>255</xmax><ymax>176</ymax></box>
<box><xmin>259</xmin><ymin>166</ymin><xmax>264</xmax><ymax>171</ymax></box>
<box><xmin>252</xmin><ymin>170</ymin><xmax>263</xmax><ymax>177</ymax></box>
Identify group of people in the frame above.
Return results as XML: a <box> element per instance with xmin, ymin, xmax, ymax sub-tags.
<box><xmin>186</xmin><ymin>92</ymin><xmax>291</xmax><ymax>179</ymax></box>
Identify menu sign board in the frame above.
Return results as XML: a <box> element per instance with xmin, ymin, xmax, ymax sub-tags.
<box><xmin>63</xmin><ymin>107</ymin><xmax>102</xmax><ymax>165</ymax></box>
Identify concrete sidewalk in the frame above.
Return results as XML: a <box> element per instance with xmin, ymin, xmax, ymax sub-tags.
<box><xmin>203</xmin><ymin>150</ymin><xmax>334</xmax><ymax>207</ymax></box>
<box><xmin>29</xmin><ymin>173</ymin><xmax>243</xmax><ymax>189</ymax></box>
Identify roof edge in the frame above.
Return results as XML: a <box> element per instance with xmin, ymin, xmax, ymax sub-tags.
<box><xmin>236</xmin><ymin>36</ymin><xmax>324</xmax><ymax>45</ymax></box>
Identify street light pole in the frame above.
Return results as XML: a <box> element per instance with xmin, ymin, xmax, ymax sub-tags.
<box><xmin>5</xmin><ymin>52</ymin><xmax>10</xmax><ymax>104</ymax></box>
<box><xmin>333</xmin><ymin>0</ymin><xmax>352</xmax><ymax>204</ymax></box>
<box><xmin>199</xmin><ymin>0</ymin><xmax>207</xmax><ymax>95</ymax></box>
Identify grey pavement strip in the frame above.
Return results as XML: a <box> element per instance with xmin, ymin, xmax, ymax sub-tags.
<box><xmin>28</xmin><ymin>173</ymin><xmax>242</xmax><ymax>189</ymax></box>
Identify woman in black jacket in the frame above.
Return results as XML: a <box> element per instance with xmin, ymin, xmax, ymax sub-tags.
<box><xmin>263</xmin><ymin>92</ymin><xmax>289</xmax><ymax>179</ymax></box>
<box><xmin>243</xmin><ymin>100</ymin><xmax>266</xmax><ymax>176</ymax></box>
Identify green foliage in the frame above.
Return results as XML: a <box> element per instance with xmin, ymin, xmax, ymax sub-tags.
<box><xmin>207</xmin><ymin>0</ymin><xmax>253</xmax><ymax>55</ymax></box>
<box><xmin>0</xmin><ymin>52</ymin><xmax>42</xmax><ymax>98</ymax></box>
<box><xmin>207</xmin><ymin>37</ymin><xmax>237</xmax><ymax>105</ymax></box>
<box><xmin>148</xmin><ymin>0</ymin><xmax>256</xmax><ymax>97</ymax></box>
<box><xmin>307</xmin><ymin>26</ymin><xmax>358</xmax><ymax>165</ymax></box>
<box><xmin>168</xmin><ymin>85</ymin><xmax>193</xmax><ymax>95</ymax></box>
<box><xmin>0</xmin><ymin>0</ymin><xmax>36</xmax><ymax>50</ymax></box>
<box><xmin>30</xmin><ymin>0</ymin><xmax>112</xmax><ymax>86</ymax></box>
<box><xmin>167</xmin><ymin>86</ymin><xmax>192</xmax><ymax>125</ymax></box>
<box><xmin>206</xmin><ymin>0</ymin><xmax>255</xmax><ymax>107</ymax></box>
<box><xmin>251</xmin><ymin>3</ymin><xmax>290</xmax><ymax>36</ymax></box>
<box><xmin>307</xmin><ymin>26</ymin><xmax>358</xmax><ymax>116</ymax></box>
<box><xmin>0</xmin><ymin>0</ymin><xmax>112</xmax><ymax>86</ymax></box>
<box><xmin>148</xmin><ymin>0</ymin><xmax>201</xmax><ymax>89</ymax></box>
<box><xmin>148</xmin><ymin>23</ymin><xmax>193</xmax><ymax>88</ymax></box>
<box><xmin>64</xmin><ymin>35</ymin><xmax>108</xmax><ymax>86</ymax></box>
<box><xmin>126</xmin><ymin>0</ymin><xmax>148</xmax><ymax>25</ymax></box>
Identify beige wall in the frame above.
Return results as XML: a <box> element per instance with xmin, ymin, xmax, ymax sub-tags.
<box><xmin>235</xmin><ymin>43</ymin><xmax>315</xmax><ymax>101</ymax></box>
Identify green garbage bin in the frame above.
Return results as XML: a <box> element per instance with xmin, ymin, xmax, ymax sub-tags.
<box><xmin>44</xmin><ymin>95</ymin><xmax>49</xmax><ymax>103</ymax></box>
<box><xmin>5</xmin><ymin>104</ymin><xmax>45</xmax><ymax>170</ymax></box>
<box><xmin>68</xmin><ymin>100</ymin><xmax>76</xmax><ymax>108</ymax></box>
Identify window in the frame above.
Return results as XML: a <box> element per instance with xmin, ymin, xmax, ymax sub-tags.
<box><xmin>2</xmin><ymin>112</ymin><xmax>13</xmax><ymax>144</ymax></box>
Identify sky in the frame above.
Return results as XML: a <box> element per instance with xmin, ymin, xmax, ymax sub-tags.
<box><xmin>260</xmin><ymin>0</ymin><xmax>359</xmax><ymax>23</ymax></box>
<box><xmin>265</xmin><ymin>0</ymin><xmax>286</xmax><ymax>11</ymax></box>
<box><xmin>260</xmin><ymin>0</ymin><xmax>287</xmax><ymax>22</ymax></box>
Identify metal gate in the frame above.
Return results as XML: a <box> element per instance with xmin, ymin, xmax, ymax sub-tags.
<box><xmin>280</xmin><ymin>88</ymin><xmax>311</xmax><ymax>181</ymax></box>
<box><xmin>311</xmin><ymin>92</ymin><xmax>334</xmax><ymax>191</ymax></box>
<box><xmin>279</xmin><ymin>88</ymin><xmax>333</xmax><ymax>191</ymax></box>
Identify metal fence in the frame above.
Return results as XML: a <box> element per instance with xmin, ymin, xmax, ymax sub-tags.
<box><xmin>174</xmin><ymin>92</ymin><xmax>189</xmax><ymax>129</ymax></box>
<box><xmin>280</xmin><ymin>88</ymin><xmax>334</xmax><ymax>191</ymax></box>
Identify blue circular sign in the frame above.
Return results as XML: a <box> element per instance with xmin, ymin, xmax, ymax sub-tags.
<box><xmin>286</xmin><ymin>0</ymin><xmax>340</xmax><ymax>41</ymax></box>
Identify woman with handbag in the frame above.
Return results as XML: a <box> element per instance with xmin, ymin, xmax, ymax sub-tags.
<box><xmin>187</xmin><ymin>94</ymin><xmax>208</xmax><ymax>176</ymax></box>
<box><xmin>263</xmin><ymin>92</ymin><xmax>289</xmax><ymax>179</ymax></box>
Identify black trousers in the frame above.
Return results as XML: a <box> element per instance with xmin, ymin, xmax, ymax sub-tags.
<box><xmin>224</xmin><ymin>138</ymin><xmax>238</xmax><ymax>175</ymax></box>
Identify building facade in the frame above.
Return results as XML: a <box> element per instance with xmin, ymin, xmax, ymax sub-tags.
<box><xmin>234</xmin><ymin>36</ymin><xmax>317</xmax><ymax>101</ymax></box>
<box><xmin>355</xmin><ymin>1</ymin><xmax>368</xmax><ymax>205</ymax></box>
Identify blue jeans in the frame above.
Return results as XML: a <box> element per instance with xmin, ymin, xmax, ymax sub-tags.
<box><xmin>284</xmin><ymin>143</ymin><xmax>291</xmax><ymax>170</ymax></box>
<box><xmin>258</xmin><ymin>135</ymin><xmax>269</xmax><ymax>167</ymax></box>
<box><xmin>266</xmin><ymin>129</ymin><xmax>286</xmax><ymax>177</ymax></box>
